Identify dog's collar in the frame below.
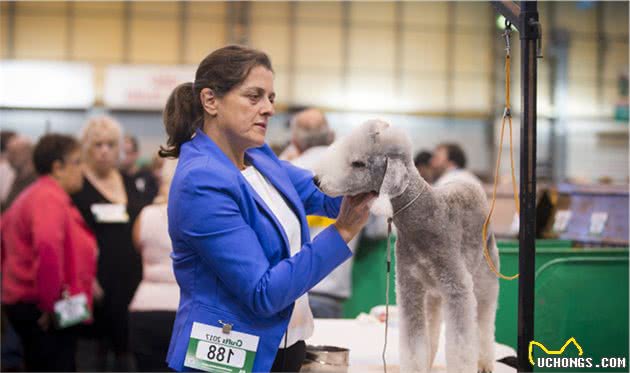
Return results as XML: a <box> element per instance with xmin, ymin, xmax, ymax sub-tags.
<box><xmin>391</xmin><ymin>187</ymin><xmax>425</xmax><ymax>218</ymax></box>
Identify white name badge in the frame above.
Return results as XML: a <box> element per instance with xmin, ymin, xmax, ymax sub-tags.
<box><xmin>552</xmin><ymin>210</ymin><xmax>572</xmax><ymax>233</ymax></box>
<box><xmin>589</xmin><ymin>212</ymin><xmax>608</xmax><ymax>236</ymax></box>
<box><xmin>90</xmin><ymin>203</ymin><xmax>129</xmax><ymax>223</ymax></box>
<box><xmin>184</xmin><ymin>322</ymin><xmax>259</xmax><ymax>373</ymax></box>
<box><xmin>54</xmin><ymin>293</ymin><xmax>90</xmax><ymax>329</ymax></box>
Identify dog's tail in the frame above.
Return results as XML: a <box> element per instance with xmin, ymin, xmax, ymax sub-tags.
<box><xmin>486</xmin><ymin>230</ymin><xmax>496</xmax><ymax>249</ymax></box>
<box><xmin>484</xmin><ymin>222</ymin><xmax>517</xmax><ymax>279</ymax></box>
<box><xmin>484</xmin><ymin>229</ymin><xmax>500</xmax><ymax>272</ymax></box>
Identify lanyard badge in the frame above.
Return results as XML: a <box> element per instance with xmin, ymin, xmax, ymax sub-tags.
<box><xmin>53</xmin><ymin>291</ymin><xmax>90</xmax><ymax>329</ymax></box>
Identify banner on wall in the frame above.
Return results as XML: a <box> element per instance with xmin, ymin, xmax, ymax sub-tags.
<box><xmin>104</xmin><ymin>65</ymin><xmax>195</xmax><ymax>110</ymax></box>
<box><xmin>0</xmin><ymin>61</ymin><xmax>94</xmax><ymax>109</ymax></box>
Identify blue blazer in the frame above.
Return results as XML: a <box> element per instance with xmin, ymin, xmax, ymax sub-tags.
<box><xmin>166</xmin><ymin>129</ymin><xmax>351</xmax><ymax>372</ymax></box>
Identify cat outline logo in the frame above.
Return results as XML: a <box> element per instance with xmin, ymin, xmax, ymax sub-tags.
<box><xmin>528</xmin><ymin>337</ymin><xmax>584</xmax><ymax>366</ymax></box>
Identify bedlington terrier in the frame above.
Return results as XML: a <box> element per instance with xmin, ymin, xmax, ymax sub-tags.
<box><xmin>313</xmin><ymin>120</ymin><xmax>499</xmax><ymax>373</ymax></box>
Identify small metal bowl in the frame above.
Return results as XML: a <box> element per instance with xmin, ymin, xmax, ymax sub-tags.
<box><xmin>302</xmin><ymin>345</ymin><xmax>349</xmax><ymax>372</ymax></box>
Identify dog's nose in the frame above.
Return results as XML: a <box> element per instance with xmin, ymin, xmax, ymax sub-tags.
<box><xmin>313</xmin><ymin>176</ymin><xmax>321</xmax><ymax>189</ymax></box>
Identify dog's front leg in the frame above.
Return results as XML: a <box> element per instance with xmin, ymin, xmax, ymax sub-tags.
<box><xmin>399</xmin><ymin>284</ymin><xmax>431</xmax><ymax>373</ymax></box>
<box><xmin>442</xmin><ymin>273</ymin><xmax>478</xmax><ymax>373</ymax></box>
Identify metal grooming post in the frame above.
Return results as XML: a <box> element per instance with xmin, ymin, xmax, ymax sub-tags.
<box><xmin>490</xmin><ymin>1</ymin><xmax>541</xmax><ymax>372</ymax></box>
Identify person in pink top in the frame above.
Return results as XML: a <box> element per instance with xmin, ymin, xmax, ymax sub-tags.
<box><xmin>1</xmin><ymin>134</ymin><xmax>97</xmax><ymax>372</ymax></box>
<box><xmin>128</xmin><ymin>158</ymin><xmax>179</xmax><ymax>372</ymax></box>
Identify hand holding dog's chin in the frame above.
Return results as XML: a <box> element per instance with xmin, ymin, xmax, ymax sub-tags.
<box><xmin>334</xmin><ymin>192</ymin><xmax>377</xmax><ymax>243</ymax></box>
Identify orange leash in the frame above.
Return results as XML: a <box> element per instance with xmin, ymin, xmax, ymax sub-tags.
<box><xmin>482</xmin><ymin>24</ymin><xmax>520</xmax><ymax>280</ymax></box>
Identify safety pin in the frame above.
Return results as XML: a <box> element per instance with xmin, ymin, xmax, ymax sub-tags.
<box><xmin>218</xmin><ymin>320</ymin><xmax>232</xmax><ymax>334</ymax></box>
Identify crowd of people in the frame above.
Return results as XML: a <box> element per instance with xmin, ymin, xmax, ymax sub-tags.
<box><xmin>0</xmin><ymin>124</ymin><xmax>475</xmax><ymax>373</ymax></box>
<box><xmin>0</xmin><ymin>45</ymin><xmax>479</xmax><ymax>373</ymax></box>
<box><xmin>0</xmin><ymin>122</ymin><xmax>174</xmax><ymax>371</ymax></box>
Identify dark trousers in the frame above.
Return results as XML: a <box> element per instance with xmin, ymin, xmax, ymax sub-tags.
<box><xmin>128</xmin><ymin>310</ymin><xmax>176</xmax><ymax>372</ymax></box>
<box><xmin>4</xmin><ymin>303</ymin><xmax>78</xmax><ymax>372</ymax></box>
<box><xmin>1</xmin><ymin>308</ymin><xmax>24</xmax><ymax>371</ymax></box>
<box><xmin>271</xmin><ymin>340</ymin><xmax>306</xmax><ymax>372</ymax></box>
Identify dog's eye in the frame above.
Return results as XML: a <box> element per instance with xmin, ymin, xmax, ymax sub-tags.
<box><xmin>351</xmin><ymin>161</ymin><xmax>366</xmax><ymax>168</ymax></box>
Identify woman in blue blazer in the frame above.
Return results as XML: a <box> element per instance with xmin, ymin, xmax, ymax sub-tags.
<box><xmin>160</xmin><ymin>46</ymin><xmax>374</xmax><ymax>372</ymax></box>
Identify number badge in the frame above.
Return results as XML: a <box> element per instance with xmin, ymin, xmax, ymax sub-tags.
<box><xmin>184</xmin><ymin>322</ymin><xmax>259</xmax><ymax>373</ymax></box>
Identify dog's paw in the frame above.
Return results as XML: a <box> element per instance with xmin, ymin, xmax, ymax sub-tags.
<box><xmin>478</xmin><ymin>360</ymin><xmax>494</xmax><ymax>373</ymax></box>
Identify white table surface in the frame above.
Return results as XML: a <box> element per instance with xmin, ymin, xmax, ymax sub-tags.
<box><xmin>305</xmin><ymin>318</ymin><xmax>516</xmax><ymax>373</ymax></box>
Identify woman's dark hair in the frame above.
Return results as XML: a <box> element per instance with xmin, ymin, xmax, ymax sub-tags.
<box><xmin>159</xmin><ymin>45</ymin><xmax>273</xmax><ymax>158</ymax></box>
<box><xmin>33</xmin><ymin>134</ymin><xmax>80</xmax><ymax>175</ymax></box>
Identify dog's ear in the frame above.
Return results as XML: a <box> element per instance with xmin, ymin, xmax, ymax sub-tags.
<box><xmin>380</xmin><ymin>157</ymin><xmax>409</xmax><ymax>198</ymax></box>
<box><xmin>370</xmin><ymin>157</ymin><xmax>409</xmax><ymax>216</ymax></box>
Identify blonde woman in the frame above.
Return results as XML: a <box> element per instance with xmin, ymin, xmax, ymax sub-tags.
<box><xmin>128</xmin><ymin>158</ymin><xmax>178</xmax><ymax>372</ymax></box>
<box><xmin>71</xmin><ymin>116</ymin><xmax>147</xmax><ymax>370</ymax></box>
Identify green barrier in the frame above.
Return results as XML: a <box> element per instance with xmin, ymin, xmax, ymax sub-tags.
<box><xmin>344</xmin><ymin>238</ymin><xmax>629</xmax><ymax>369</ymax></box>
<box><xmin>532</xmin><ymin>257</ymin><xmax>629</xmax><ymax>372</ymax></box>
<box><xmin>343</xmin><ymin>237</ymin><xmax>397</xmax><ymax>319</ymax></box>
<box><xmin>496</xmin><ymin>245</ymin><xmax>629</xmax><ymax>351</ymax></box>
<box><xmin>343</xmin><ymin>238</ymin><xmax>579</xmax><ymax>319</ymax></box>
<box><xmin>498</xmin><ymin>239</ymin><xmax>573</xmax><ymax>249</ymax></box>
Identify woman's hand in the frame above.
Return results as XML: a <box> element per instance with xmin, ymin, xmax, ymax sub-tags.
<box><xmin>93</xmin><ymin>280</ymin><xmax>104</xmax><ymax>303</ymax></box>
<box><xmin>37</xmin><ymin>312</ymin><xmax>52</xmax><ymax>331</ymax></box>
<box><xmin>333</xmin><ymin>192</ymin><xmax>378</xmax><ymax>243</ymax></box>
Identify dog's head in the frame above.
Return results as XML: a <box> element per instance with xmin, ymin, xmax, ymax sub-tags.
<box><xmin>313</xmin><ymin>119</ymin><xmax>413</xmax><ymax>214</ymax></box>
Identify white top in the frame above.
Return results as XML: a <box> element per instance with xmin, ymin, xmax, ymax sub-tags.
<box><xmin>291</xmin><ymin>146</ymin><xmax>328</xmax><ymax>170</ymax></box>
<box><xmin>292</xmin><ymin>146</ymin><xmax>358</xmax><ymax>299</ymax></box>
<box><xmin>129</xmin><ymin>204</ymin><xmax>180</xmax><ymax>312</ymax></box>
<box><xmin>434</xmin><ymin>168</ymin><xmax>483</xmax><ymax>189</ymax></box>
<box><xmin>241</xmin><ymin>165</ymin><xmax>313</xmax><ymax>348</ymax></box>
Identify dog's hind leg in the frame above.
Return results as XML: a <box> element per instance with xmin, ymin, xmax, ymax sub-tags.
<box><xmin>425</xmin><ymin>293</ymin><xmax>443</xmax><ymax>369</ymax></box>
<box><xmin>474</xmin><ymin>273</ymin><xmax>499</xmax><ymax>372</ymax></box>
<box><xmin>399</xmin><ymin>284</ymin><xmax>431</xmax><ymax>373</ymax></box>
<box><xmin>442</xmin><ymin>269</ymin><xmax>478</xmax><ymax>373</ymax></box>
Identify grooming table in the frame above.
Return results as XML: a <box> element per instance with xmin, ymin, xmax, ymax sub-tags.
<box><xmin>306</xmin><ymin>318</ymin><xmax>516</xmax><ymax>372</ymax></box>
